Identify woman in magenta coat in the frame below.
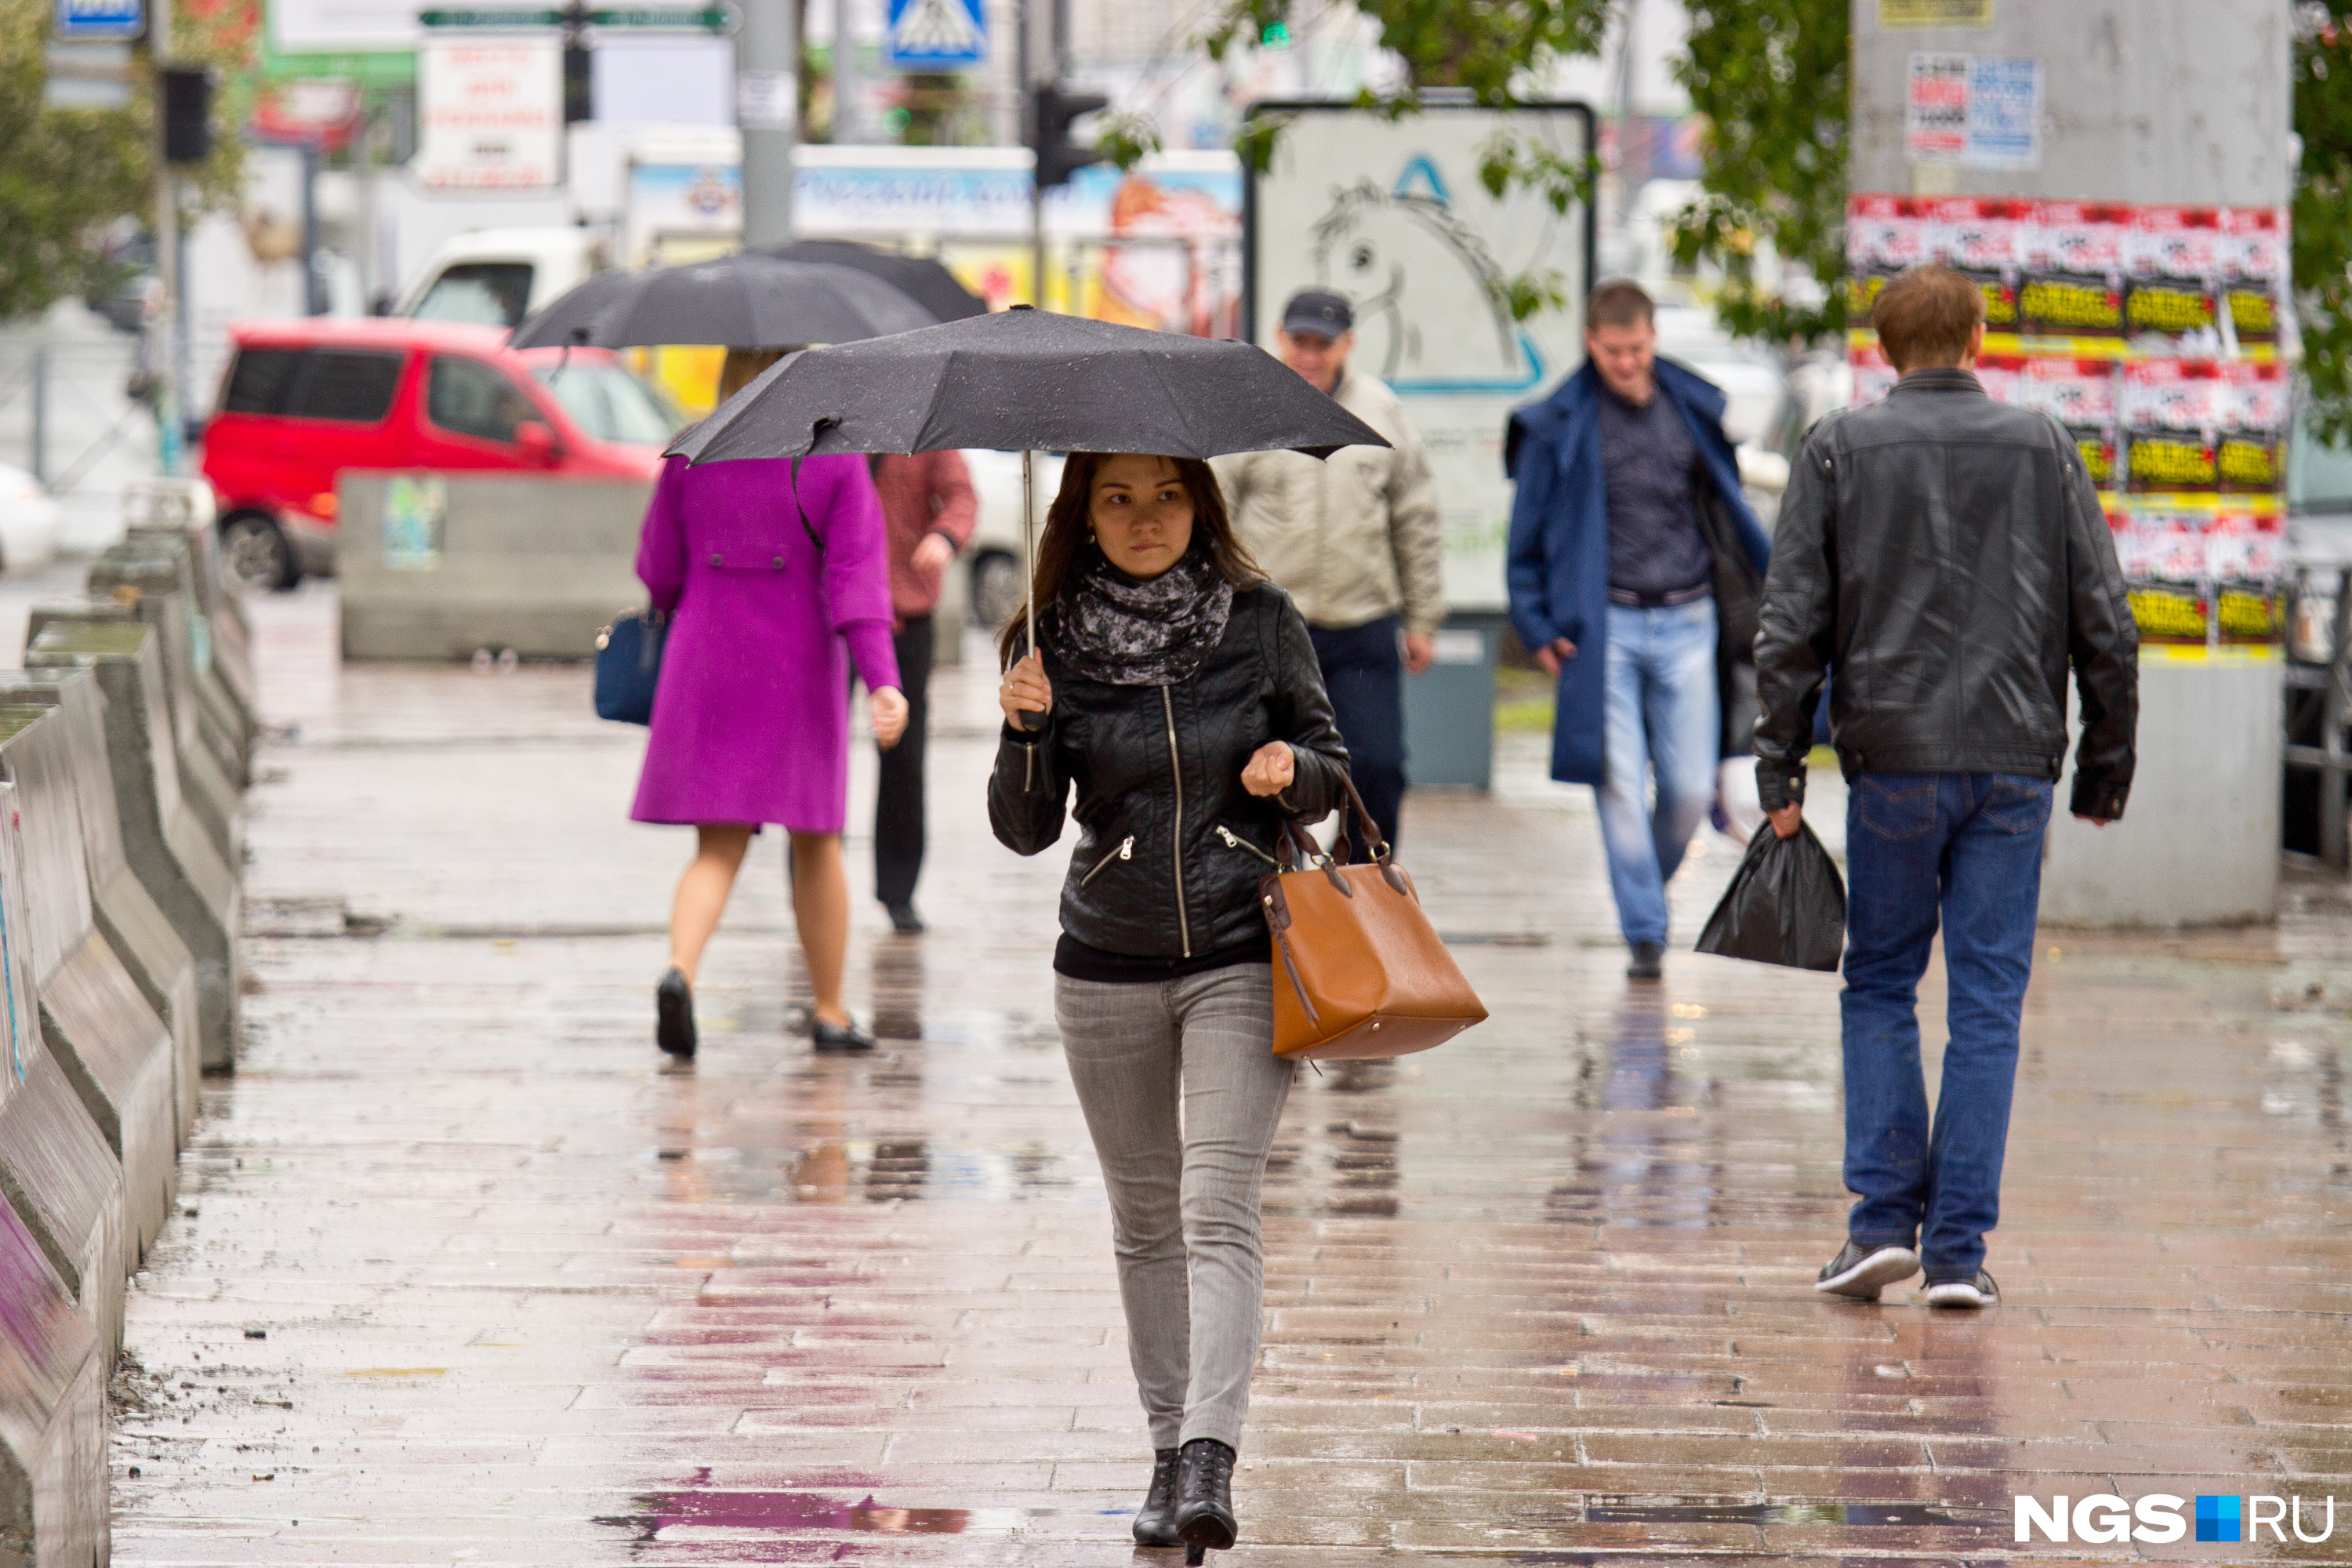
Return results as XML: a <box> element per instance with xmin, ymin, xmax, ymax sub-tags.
<box><xmin>632</xmin><ymin>353</ymin><xmax>908</xmax><ymax>1057</ymax></box>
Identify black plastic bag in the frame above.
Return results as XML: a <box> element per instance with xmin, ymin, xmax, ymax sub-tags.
<box><xmin>1696</xmin><ymin>821</ymin><xmax>1846</xmax><ymax>971</ymax></box>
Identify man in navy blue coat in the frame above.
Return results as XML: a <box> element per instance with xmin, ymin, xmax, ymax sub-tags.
<box><xmin>1504</xmin><ymin>281</ymin><xmax>1771</xmax><ymax>978</ymax></box>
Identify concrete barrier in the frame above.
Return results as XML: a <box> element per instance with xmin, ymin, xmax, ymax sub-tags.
<box><xmin>27</xmin><ymin>622</ymin><xmax>240</xmax><ymax>1073</ymax></box>
<box><xmin>0</xmin><ymin>673</ymin><xmax>201</xmax><ymax>1142</ymax></box>
<box><xmin>122</xmin><ymin>520</ymin><xmax>263</xmax><ymax>750</ymax></box>
<box><xmin>0</xmin><ymin>706</ymin><xmax>176</xmax><ymax>1266</ymax></box>
<box><xmin>0</xmin><ymin>771</ymin><xmax>129</xmax><ymax>1362</ymax></box>
<box><xmin>336</xmin><ymin>474</ymin><xmax>654</xmax><ymax>660</ymax></box>
<box><xmin>0</xmin><ymin>1192</ymin><xmax>106</xmax><ymax>1564</ymax></box>
<box><xmin>29</xmin><ymin>597</ymin><xmax>243</xmax><ymax>872</ymax></box>
<box><xmin>93</xmin><ymin>542</ymin><xmax>254</xmax><ymax>788</ymax></box>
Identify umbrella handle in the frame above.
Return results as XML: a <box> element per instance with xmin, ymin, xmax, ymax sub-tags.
<box><xmin>1012</xmin><ymin>447</ymin><xmax>1044</xmax><ymax>734</ymax></box>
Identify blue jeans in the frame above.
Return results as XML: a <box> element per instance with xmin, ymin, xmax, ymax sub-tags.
<box><xmin>1595</xmin><ymin>600</ymin><xmax>1719</xmax><ymax>947</ymax></box>
<box><xmin>1308</xmin><ymin>616</ymin><xmax>1406</xmax><ymax>851</ymax></box>
<box><xmin>1841</xmin><ymin>771</ymin><xmax>2053</xmax><ymax>1279</ymax></box>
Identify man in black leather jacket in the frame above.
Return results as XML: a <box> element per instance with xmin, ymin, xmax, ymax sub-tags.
<box><xmin>1755</xmin><ymin>264</ymin><xmax>2138</xmax><ymax>1312</ymax></box>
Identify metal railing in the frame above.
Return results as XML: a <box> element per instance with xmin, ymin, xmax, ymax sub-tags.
<box><xmin>0</xmin><ymin>339</ymin><xmax>154</xmax><ymax>498</ymax></box>
<box><xmin>2284</xmin><ymin>568</ymin><xmax>2352</xmax><ymax>866</ymax></box>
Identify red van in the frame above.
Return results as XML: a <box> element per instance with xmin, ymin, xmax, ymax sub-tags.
<box><xmin>200</xmin><ymin>318</ymin><xmax>676</xmax><ymax>590</ymax></box>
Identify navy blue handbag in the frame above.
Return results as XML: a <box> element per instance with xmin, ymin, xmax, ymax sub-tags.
<box><xmin>593</xmin><ymin>608</ymin><xmax>666</xmax><ymax>724</ymax></box>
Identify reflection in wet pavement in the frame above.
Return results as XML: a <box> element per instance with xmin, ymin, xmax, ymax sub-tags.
<box><xmin>597</xmin><ymin>1467</ymin><xmax>992</xmax><ymax>1549</ymax></box>
<box><xmin>102</xmin><ymin>586</ymin><xmax>2352</xmax><ymax>1563</ymax></box>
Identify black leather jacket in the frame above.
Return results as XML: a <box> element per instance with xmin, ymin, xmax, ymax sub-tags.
<box><xmin>1755</xmin><ymin>369</ymin><xmax>2139</xmax><ymax>820</ymax></box>
<box><xmin>989</xmin><ymin>583</ymin><xmax>1350</xmax><ymax>959</ymax></box>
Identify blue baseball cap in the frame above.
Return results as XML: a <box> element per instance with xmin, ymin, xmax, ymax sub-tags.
<box><xmin>1280</xmin><ymin>289</ymin><xmax>1354</xmax><ymax>339</ymax></box>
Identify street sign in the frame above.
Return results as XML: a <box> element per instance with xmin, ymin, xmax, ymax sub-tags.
<box><xmin>421</xmin><ymin>8</ymin><xmax>564</xmax><ymax>23</ymax></box>
<box><xmin>590</xmin><ymin>7</ymin><xmax>727</xmax><ymax>27</ymax></box>
<box><xmin>53</xmin><ymin>0</ymin><xmax>143</xmax><ymax>41</ymax></box>
<box><xmin>43</xmin><ymin>40</ymin><xmax>134</xmax><ymax>107</ymax></box>
<box><xmin>420</xmin><ymin>4</ymin><xmax>728</xmax><ymax>26</ymax></box>
<box><xmin>885</xmin><ymin>0</ymin><xmax>985</xmax><ymax>70</ymax></box>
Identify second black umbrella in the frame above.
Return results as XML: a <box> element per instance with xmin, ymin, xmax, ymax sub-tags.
<box><xmin>756</xmin><ymin>239</ymin><xmax>988</xmax><ymax>322</ymax></box>
<box><xmin>510</xmin><ymin>253</ymin><xmax>937</xmax><ymax>350</ymax></box>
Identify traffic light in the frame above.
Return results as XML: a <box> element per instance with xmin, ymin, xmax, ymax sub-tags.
<box><xmin>160</xmin><ymin>66</ymin><xmax>212</xmax><ymax>163</ymax></box>
<box><xmin>1030</xmin><ymin>83</ymin><xmax>1107</xmax><ymax>190</ymax></box>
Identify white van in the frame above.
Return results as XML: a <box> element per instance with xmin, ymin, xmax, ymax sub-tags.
<box><xmin>394</xmin><ymin>227</ymin><xmax>609</xmax><ymax>329</ymax></box>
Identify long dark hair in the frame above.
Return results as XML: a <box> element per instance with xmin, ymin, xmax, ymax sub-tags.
<box><xmin>996</xmin><ymin>452</ymin><xmax>1262</xmax><ymax>664</ymax></box>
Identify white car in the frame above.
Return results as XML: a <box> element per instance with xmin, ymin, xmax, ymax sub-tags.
<box><xmin>395</xmin><ymin>227</ymin><xmax>610</xmax><ymax>330</ymax></box>
<box><xmin>963</xmin><ymin>448</ymin><xmax>1066</xmax><ymax>633</ymax></box>
<box><xmin>0</xmin><ymin>464</ymin><xmax>62</xmax><ymax>574</ymax></box>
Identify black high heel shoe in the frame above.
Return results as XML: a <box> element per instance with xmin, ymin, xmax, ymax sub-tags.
<box><xmin>655</xmin><ymin>969</ymin><xmax>695</xmax><ymax>1058</ymax></box>
<box><xmin>1174</xmin><ymin>1437</ymin><xmax>1236</xmax><ymax>1560</ymax></box>
<box><xmin>1132</xmin><ymin>1446</ymin><xmax>1181</xmax><ymax>1547</ymax></box>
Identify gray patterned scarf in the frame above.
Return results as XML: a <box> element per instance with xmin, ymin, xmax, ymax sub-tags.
<box><xmin>1046</xmin><ymin>546</ymin><xmax>1235</xmax><ymax>686</ymax></box>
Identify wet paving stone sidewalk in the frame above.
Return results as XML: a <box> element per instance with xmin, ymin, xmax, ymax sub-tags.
<box><xmin>107</xmin><ymin>584</ymin><xmax>2352</xmax><ymax>1563</ymax></box>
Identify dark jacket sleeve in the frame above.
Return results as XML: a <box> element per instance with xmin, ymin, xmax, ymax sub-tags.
<box><xmin>988</xmin><ymin>724</ymin><xmax>1069</xmax><ymax>855</ymax></box>
<box><xmin>2055</xmin><ymin>422</ymin><xmax>2139</xmax><ymax>819</ymax></box>
<box><xmin>1504</xmin><ymin>415</ymin><xmax>1567</xmax><ymax>652</ymax></box>
<box><xmin>1268</xmin><ymin>594</ymin><xmax>1351</xmax><ymax>822</ymax></box>
<box><xmin>1752</xmin><ymin>423</ymin><xmax>1839</xmax><ymax>811</ymax></box>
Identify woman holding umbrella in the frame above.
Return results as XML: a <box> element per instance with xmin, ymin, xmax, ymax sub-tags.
<box><xmin>634</xmin><ymin>350</ymin><xmax>909</xmax><ymax>1057</ymax></box>
<box><xmin>991</xmin><ymin>451</ymin><xmax>1349</xmax><ymax>1560</ymax></box>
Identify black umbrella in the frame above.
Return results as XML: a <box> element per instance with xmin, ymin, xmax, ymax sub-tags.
<box><xmin>666</xmin><ymin>307</ymin><xmax>1391</xmax><ymax>672</ymax></box>
<box><xmin>669</xmin><ymin>307</ymin><xmax>1387</xmax><ymax>463</ymax></box>
<box><xmin>509</xmin><ymin>253</ymin><xmax>936</xmax><ymax>350</ymax></box>
<box><xmin>757</xmin><ymin>238</ymin><xmax>987</xmax><ymax>322</ymax></box>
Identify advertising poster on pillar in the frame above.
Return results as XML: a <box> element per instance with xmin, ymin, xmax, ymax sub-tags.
<box><xmin>1846</xmin><ymin>193</ymin><xmax>2290</xmax><ymax>652</ymax></box>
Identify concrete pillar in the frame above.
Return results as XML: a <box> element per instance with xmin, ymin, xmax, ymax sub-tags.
<box><xmin>1849</xmin><ymin>0</ymin><xmax>2292</xmax><ymax>926</ymax></box>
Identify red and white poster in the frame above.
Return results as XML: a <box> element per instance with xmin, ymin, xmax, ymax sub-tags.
<box><xmin>417</xmin><ymin>39</ymin><xmax>564</xmax><ymax>193</ymax></box>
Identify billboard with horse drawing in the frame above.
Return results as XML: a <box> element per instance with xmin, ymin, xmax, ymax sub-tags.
<box><xmin>1247</xmin><ymin>102</ymin><xmax>1595</xmax><ymax>612</ymax></box>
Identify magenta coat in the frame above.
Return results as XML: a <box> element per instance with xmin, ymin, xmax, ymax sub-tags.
<box><xmin>629</xmin><ymin>453</ymin><xmax>901</xmax><ymax>833</ymax></box>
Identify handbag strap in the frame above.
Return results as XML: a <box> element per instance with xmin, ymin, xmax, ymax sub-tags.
<box><xmin>1330</xmin><ymin>774</ymin><xmax>1390</xmax><ymax>866</ymax></box>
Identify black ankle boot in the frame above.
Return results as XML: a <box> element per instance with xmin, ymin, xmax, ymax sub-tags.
<box><xmin>655</xmin><ymin>968</ymin><xmax>695</xmax><ymax>1058</ymax></box>
<box><xmin>1174</xmin><ymin>1437</ymin><xmax>1236</xmax><ymax>1555</ymax></box>
<box><xmin>1131</xmin><ymin>1446</ymin><xmax>1181</xmax><ymax>1546</ymax></box>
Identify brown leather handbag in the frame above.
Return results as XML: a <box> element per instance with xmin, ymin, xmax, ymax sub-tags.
<box><xmin>1260</xmin><ymin>781</ymin><xmax>1489</xmax><ymax>1061</ymax></box>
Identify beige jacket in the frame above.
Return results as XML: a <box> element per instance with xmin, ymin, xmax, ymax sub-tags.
<box><xmin>1212</xmin><ymin>368</ymin><xmax>1446</xmax><ymax>635</ymax></box>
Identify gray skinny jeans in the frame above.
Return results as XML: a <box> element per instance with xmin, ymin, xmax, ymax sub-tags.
<box><xmin>1054</xmin><ymin>964</ymin><xmax>1295</xmax><ymax>1451</ymax></box>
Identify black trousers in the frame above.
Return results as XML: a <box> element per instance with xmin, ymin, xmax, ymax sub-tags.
<box><xmin>1307</xmin><ymin>615</ymin><xmax>1407</xmax><ymax>851</ymax></box>
<box><xmin>874</xmin><ymin>616</ymin><xmax>934</xmax><ymax>906</ymax></box>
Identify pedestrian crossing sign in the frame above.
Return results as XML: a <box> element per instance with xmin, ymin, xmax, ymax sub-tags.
<box><xmin>885</xmin><ymin>0</ymin><xmax>985</xmax><ymax>69</ymax></box>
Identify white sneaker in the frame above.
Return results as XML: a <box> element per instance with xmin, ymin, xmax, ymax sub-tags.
<box><xmin>1923</xmin><ymin>1269</ymin><xmax>2000</xmax><ymax>1308</ymax></box>
<box><xmin>1814</xmin><ymin>1240</ymin><xmax>1920</xmax><ymax>1301</ymax></box>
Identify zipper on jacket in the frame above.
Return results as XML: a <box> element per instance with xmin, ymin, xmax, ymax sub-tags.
<box><xmin>1162</xmin><ymin>685</ymin><xmax>1191</xmax><ymax>957</ymax></box>
<box><xmin>1215</xmin><ymin>824</ymin><xmax>1281</xmax><ymax>868</ymax></box>
<box><xmin>1080</xmin><ymin>835</ymin><xmax>1134</xmax><ymax>887</ymax></box>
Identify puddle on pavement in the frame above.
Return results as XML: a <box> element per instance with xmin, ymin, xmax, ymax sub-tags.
<box><xmin>598</xmin><ymin>1470</ymin><xmax>1035</xmax><ymax>1549</ymax></box>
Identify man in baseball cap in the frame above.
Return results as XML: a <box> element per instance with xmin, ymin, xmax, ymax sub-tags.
<box><xmin>1214</xmin><ymin>289</ymin><xmax>1445</xmax><ymax>851</ymax></box>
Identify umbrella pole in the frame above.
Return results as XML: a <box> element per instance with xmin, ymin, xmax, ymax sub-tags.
<box><xmin>1013</xmin><ymin>448</ymin><xmax>1044</xmax><ymax>733</ymax></box>
<box><xmin>1022</xmin><ymin>448</ymin><xmax>1036</xmax><ymax>662</ymax></box>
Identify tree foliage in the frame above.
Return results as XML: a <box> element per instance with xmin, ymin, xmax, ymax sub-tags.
<box><xmin>1667</xmin><ymin>0</ymin><xmax>1849</xmax><ymax>347</ymax></box>
<box><xmin>1195</xmin><ymin>0</ymin><xmax>1612</xmax><ymax>318</ymax></box>
<box><xmin>1204</xmin><ymin>0</ymin><xmax>1610</xmax><ymax>104</ymax></box>
<box><xmin>2295</xmin><ymin>6</ymin><xmax>2352</xmax><ymax>442</ymax></box>
<box><xmin>0</xmin><ymin>0</ymin><xmax>247</xmax><ymax>322</ymax></box>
